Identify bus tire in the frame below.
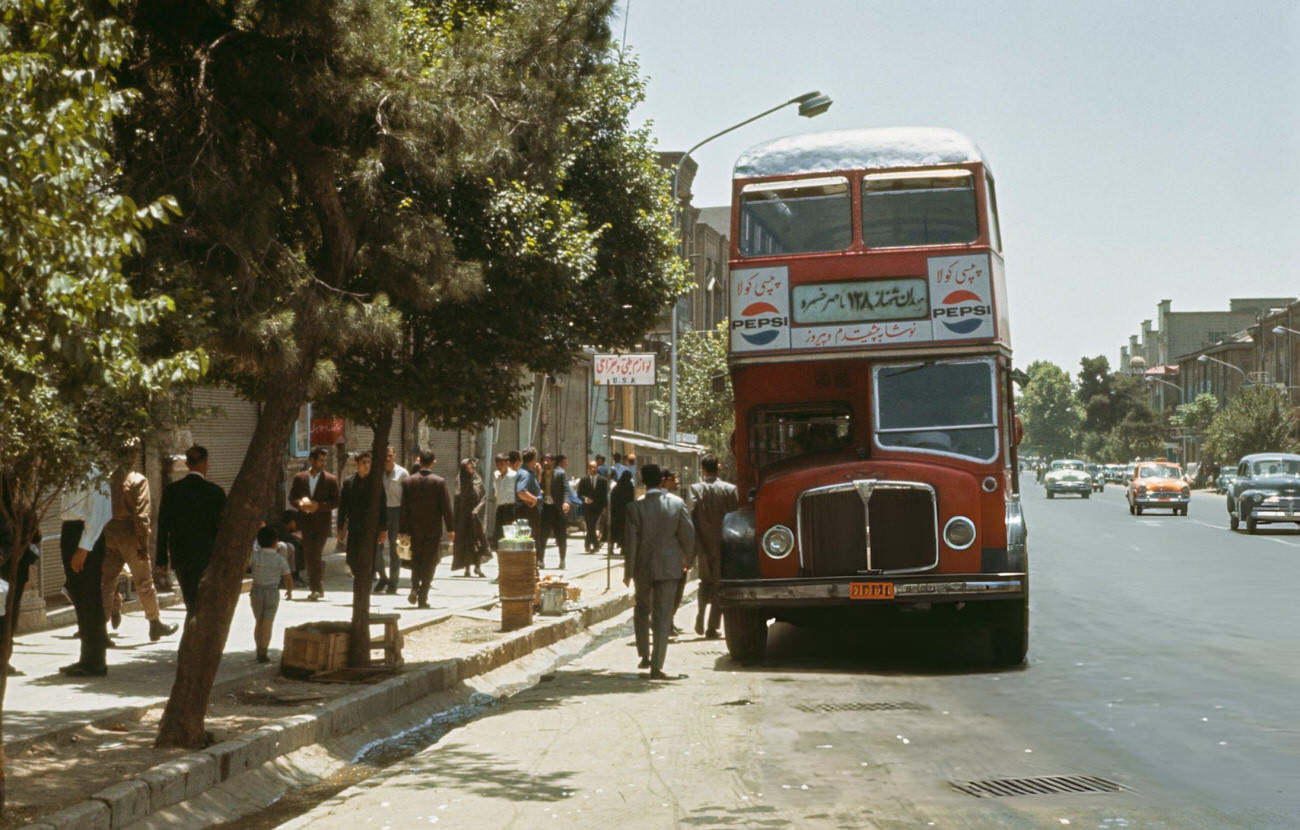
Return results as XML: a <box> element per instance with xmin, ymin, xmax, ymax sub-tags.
<box><xmin>988</xmin><ymin>598</ymin><xmax>1028</xmax><ymax>667</ymax></box>
<box><xmin>723</xmin><ymin>609</ymin><xmax>767</xmax><ymax>664</ymax></box>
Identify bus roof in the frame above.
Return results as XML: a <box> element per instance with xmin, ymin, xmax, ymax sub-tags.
<box><xmin>734</xmin><ymin>127</ymin><xmax>985</xmax><ymax>179</ymax></box>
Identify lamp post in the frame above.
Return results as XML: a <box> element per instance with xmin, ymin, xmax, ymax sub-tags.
<box><xmin>667</xmin><ymin>91</ymin><xmax>833</xmax><ymax>444</ymax></box>
<box><xmin>1272</xmin><ymin>325</ymin><xmax>1300</xmax><ymax>404</ymax></box>
<box><xmin>1196</xmin><ymin>353</ymin><xmax>1248</xmax><ymax>394</ymax></box>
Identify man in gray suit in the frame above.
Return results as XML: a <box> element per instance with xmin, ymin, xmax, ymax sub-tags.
<box><xmin>689</xmin><ymin>454</ymin><xmax>739</xmax><ymax>639</ymax></box>
<box><xmin>623</xmin><ymin>464</ymin><xmax>695</xmax><ymax>679</ymax></box>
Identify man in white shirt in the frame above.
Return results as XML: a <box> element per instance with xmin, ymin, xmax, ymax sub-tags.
<box><xmin>59</xmin><ymin>473</ymin><xmax>112</xmax><ymax>677</ymax></box>
<box><xmin>491</xmin><ymin>451</ymin><xmax>519</xmax><ymax>552</ymax></box>
<box><xmin>375</xmin><ymin>446</ymin><xmax>409</xmax><ymax>594</ymax></box>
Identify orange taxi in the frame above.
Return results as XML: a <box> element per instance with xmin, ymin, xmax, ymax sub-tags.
<box><xmin>1126</xmin><ymin>459</ymin><xmax>1191</xmax><ymax>516</ymax></box>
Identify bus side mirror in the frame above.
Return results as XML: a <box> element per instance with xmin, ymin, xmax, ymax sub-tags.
<box><xmin>1013</xmin><ymin>415</ymin><xmax>1024</xmax><ymax>447</ymax></box>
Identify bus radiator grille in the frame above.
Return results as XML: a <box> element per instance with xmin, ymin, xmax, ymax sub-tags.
<box><xmin>798</xmin><ymin>484</ymin><xmax>937</xmax><ymax>574</ymax></box>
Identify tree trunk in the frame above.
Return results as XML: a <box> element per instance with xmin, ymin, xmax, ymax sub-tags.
<box><xmin>347</xmin><ymin>408</ymin><xmax>392</xmax><ymax>668</ymax></box>
<box><xmin>155</xmin><ymin>376</ymin><xmax>308</xmax><ymax>748</ymax></box>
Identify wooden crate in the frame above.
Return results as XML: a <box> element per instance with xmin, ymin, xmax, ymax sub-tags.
<box><xmin>281</xmin><ymin>623</ymin><xmax>350</xmax><ymax>674</ymax></box>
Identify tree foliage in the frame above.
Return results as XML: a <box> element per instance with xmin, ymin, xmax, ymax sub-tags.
<box><xmin>114</xmin><ymin>0</ymin><xmax>683</xmax><ymax>746</ymax></box>
<box><xmin>649</xmin><ymin>321</ymin><xmax>734</xmax><ymax>465</ymax></box>
<box><xmin>1018</xmin><ymin>360</ymin><xmax>1080</xmax><ymax>459</ymax></box>
<box><xmin>1202</xmin><ymin>386</ymin><xmax>1298</xmax><ymax>464</ymax></box>
<box><xmin>0</xmin><ymin>0</ymin><xmax>200</xmax><ymax>810</ymax></box>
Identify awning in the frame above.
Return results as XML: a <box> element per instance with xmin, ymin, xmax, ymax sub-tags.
<box><xmin>611</xmin><ymin>429</ymin><xmax>707</xmax><ymax>456</ymax></box>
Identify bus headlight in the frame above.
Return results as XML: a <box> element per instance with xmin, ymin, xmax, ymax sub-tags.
<box><xmin>943</xmin><ymin>516</ymin><xmax>977</xmax><ymax>550</ymax></box>
<box><xmin>761</xmin><ymin>525</ymin><xmax>795</xmax><ymax>559</ymax></box>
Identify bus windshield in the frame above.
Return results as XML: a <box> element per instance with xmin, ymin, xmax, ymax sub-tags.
<box><xmin>862</xmin><ymin>169</ymin><xmax>978</xmax><ymax>248</ymax></box>
<box><xmin>750</xmin><ymin>404</ymin><xmax>853</xmax><ymax>468</ymax></box>
<box><xmin>873</xmin><ymin>360</ymin><xmax>997</xmax><ymax>461</ymax></box>
<box><xmin>739</xmin><ymin>177</ymin><xmax>851</xmax><ymax>256</ymax></box>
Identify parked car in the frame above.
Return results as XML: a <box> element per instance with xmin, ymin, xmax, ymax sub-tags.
<box><xmin>1126</xmin><ymin>459</ymin><xmax>1190</xmax><ymax>516</ymax></box>
<box><xmin>1044</xmin><ymin>459</ymin><xmax>1092</xmax><ymax>499</ymax></box>
<box><xmin>1225</xmin><ymin>453</ymin><xmax>1300</xmax><ymax>533</ymax></box>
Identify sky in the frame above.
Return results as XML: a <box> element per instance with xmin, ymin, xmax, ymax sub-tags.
<box><xmin>617</xmin><ymin>0</ymin><xmax>1300</xmax><ymax>375</ymax></box>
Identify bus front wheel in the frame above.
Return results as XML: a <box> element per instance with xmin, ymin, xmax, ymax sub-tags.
<box><xmin>723</xmin><ymin>609</ymin><xmax>768</xmax><ymax>664</ymax></box>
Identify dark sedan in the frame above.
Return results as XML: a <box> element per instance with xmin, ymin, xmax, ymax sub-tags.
<box><xmin>1226</xmin><ymin>453</ymin><xmax>1300</xmax><ymax>533</ymax></box>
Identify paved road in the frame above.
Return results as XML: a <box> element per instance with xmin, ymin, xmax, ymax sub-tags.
<box><xmin>278</xmin><ymin>485</ymin><xmax>1299</xmax><ymax>828</ymax></box>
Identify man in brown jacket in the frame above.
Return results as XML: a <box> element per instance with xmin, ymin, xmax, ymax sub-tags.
<box><xmin>400</xmin><ymin>449</ymin><xmax>455</xmax><ymax>609</ymax></box>
<box><xmin>288</xmin><ymin>447</ymin><xmax>341</xmax><ymax>600</ymax></box>
<box><xmin>101</xmin><ymin>439</ymin><xmax>178</xmax><ymax>642</ymax></box>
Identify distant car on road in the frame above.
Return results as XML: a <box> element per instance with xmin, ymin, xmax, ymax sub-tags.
<box><xmin>1215</xmin><ymin>469</ymin><xmax>1240</xmax><ymax>495</ymax></box>
<box><xmin>1127</xmin><ymin>460</ymin><xmax>1190</xmax><ymax>516</ymax></box>
<box><xmin>1044</xmin><ymin>459</ymin><xmax>1092</xmax><ymax>499</ymax></box>
<box><xmin>1225</xmin><ymin>453</ymin><xmax>1300</xmax><ymax>533</ymax></box>
<box><xmin>1087</xmin><ymin>463</ymin><xmax>1106</xmax><ymax>492</ymax></box>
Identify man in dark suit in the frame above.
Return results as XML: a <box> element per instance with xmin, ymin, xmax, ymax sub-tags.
<box><xmin>156</xmin><ymin>445</ymin><xmax>227</xmax><ymax>620</ymax></box>
<box><xmin>399</xmin><ymin>449</ymin><xmax>454</xmax><ymax>609</ymax></box>
<box><xmin>623</xmin><ymin>464</ymin><xmax>694</xmax><ymax>679</ymax></box>
<box><xmin>288</xmin><ymin>447</ymin><xmax>340</xmax><ymax>601</ymax></box>
<box><xmin>539</xmin><ymin>454</ymin><xmax>570</xmax><ymax>569</ymax></box>
<box><xmin>577</xmin><ymin>458</ymin><xmax>609</xmax><ymax>553</ymax></box>
<box><xmin>336</xmin><ymin>450</ymin><xmax>388</xmax><ymax>581</ymax></box>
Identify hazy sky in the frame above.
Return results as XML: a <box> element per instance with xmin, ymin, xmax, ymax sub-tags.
<box><xmin>618</xmin><ymin>0</ymin><xmax>1300</xmax><ymax>374</ymax></box>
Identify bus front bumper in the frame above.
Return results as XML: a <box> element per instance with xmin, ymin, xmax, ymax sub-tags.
<box><xmin>717</xmin><ymin>573</ymin><xmax>1027</xmax><ymax>608</ymax></box>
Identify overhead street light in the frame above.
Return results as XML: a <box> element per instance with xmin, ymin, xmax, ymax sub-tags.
<box><xmin>1271</xmin><ymin>325</ymin><xmax>1300</xmax><ymax>337</ymax></box>
<box><xmin>667</xmin><ymin>91</ymin><xmax>833</xmax><ymax>445</ymax></box>
<box><xmin>1144</xmin><ymin>374</ymin><xmax>1186</xmax><ymax>403</ymax></box>
<box><xmin>1197</xmin><ymin>353</ymin><xmax>1248</xmax><ymax>381</ymax></box>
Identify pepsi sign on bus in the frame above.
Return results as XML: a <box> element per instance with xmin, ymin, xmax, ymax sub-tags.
<box><xmin>933</xmin><ymin>289</ymin><xmax>992</xmax><ymax>335</ymax></box>
<box><xmin>732</xmin><ymin>301</ymin><xmax>789</xmax><ymax>347</ymax></box>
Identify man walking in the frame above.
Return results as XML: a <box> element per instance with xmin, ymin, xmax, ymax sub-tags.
<box><xmin>376</xmin><ymin>446</ymin><xmax>408</xmax><ymax>594</ymax></box>
<box><xmin>689</xmin><ymin>453</ymin><xmax>739</xmax><ymax>639</ymax></box>
<box><xmin>577</xmin><ymin>459</ymin><xmax>608</xmax><ymax>553</ymax></box>
<box><xmin>156</xmin><ymin>445</ymin><xmax>227</xmax><ymax>620</ymax></box>
<box><xmin>101</xmin><ymin>439</ymin><xmax>177</xmax><ymax>642</ymax></box>
<box><xmin>400</xmin><ymin>450</ymin><xmax>454</xmax><ymax>609</ymax></box>
<box><xmin>288</xmin><ymin>447</ymin><xmax>340</xmax><ymax>601</ymax></box>
<box><xmin>491</xmin><ymin>452</ymin><xmax>518</xmax><ymax>551</ymax></box>
<box><xmin>623</xmin><ymin>464</ymin><xmax>694</xmax><ymax>679</ymax></box>
<box><xmin>336</xmin><ymin>451</ymin><xmax>388</xmax><ymax>583</ymax></box>
<box><xmin>59</xmin><ymin>472</ymin><xmax>111</xmax><ymax>677</ymax></box>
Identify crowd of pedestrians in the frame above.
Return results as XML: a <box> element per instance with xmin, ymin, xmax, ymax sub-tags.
<box><xmin>35</xmin><ymin>437</ymin><xmax>736</xmax><ymax>683</ymax></box>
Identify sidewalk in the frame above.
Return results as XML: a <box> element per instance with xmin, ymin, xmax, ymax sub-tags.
<box><xmin>4</xmin><ymin>537</ymin><xmax>621</xmax><ymax>749</ymax></box>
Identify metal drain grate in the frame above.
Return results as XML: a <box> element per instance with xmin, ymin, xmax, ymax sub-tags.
<box><xmin>794</xmin><ymin>701</ymin><xmax>929</xmax><ymax>713</ymax></box>
<box><xmin>952</xmin><ymin>775</ymin><xmax>1123</xmax><ymax>798</ymax></box>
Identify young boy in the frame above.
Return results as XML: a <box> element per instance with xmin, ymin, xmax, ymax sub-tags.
<box><xmin>250</xmin><ymin>525</ymin><xmax>293</xmax><ymax>663</ymax></box>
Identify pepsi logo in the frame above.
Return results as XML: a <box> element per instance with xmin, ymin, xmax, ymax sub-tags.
<box><xmin>933</xmin><ymin>290</ymin><xmax>991</xmax><ymax>335</ymax></box>
<box><xmin>732</xmin><ymin>301</ymin><xmax>787</xmax><ymax>346</ymax></box>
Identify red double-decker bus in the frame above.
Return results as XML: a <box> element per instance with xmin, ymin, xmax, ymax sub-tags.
<box><xmin>716</xmin><ymin>126</ymin><xmax>1028</xmax><ymax>666</ymax></box>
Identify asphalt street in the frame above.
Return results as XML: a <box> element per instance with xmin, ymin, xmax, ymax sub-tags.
<box><xmin>272</xmin><ymin>484</ymin><xmax>1300</xmax><ymax>829</ymax></box>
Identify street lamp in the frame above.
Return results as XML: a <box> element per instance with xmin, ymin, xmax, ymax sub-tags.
<box><xmin>667</xmin><ymin>91</ymin><xmax>833</xmax><ymax>444</ymax></box>
<box><xmin>1272</xmin><ymin>326</ymin><xmax>1300</xmax><ymax>402</ymax></box>
<box><xmin>1196</xmin><ymin>353</ymin><xmax>1248</xmax><ymax>381</ymax></box>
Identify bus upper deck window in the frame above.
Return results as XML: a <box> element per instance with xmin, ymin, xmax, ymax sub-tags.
<box><xmin>862</xmin><ymin>169</ymin><xmax>978</xmax><ymax>248</ymax></box>
<box><xmin>739</xmin><ymin>177</ymin><xmax>851</xmax><ymax>256</ymax></box>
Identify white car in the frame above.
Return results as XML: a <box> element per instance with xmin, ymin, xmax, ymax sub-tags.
<box><xmin>1044</xmin><ymin>459</ymin><xmax>1092</xmax><ymax>499</ymax></box>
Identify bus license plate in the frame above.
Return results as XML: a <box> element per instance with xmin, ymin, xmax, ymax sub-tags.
<box><xmin>850</xmin><ymin>582</ymin><xmax>894</xmax><ymax>600</ymax></box>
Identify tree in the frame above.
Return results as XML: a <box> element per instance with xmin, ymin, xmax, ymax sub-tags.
<box><xmin>0</xmin><ymin>0</ymin><xmax>200</xmax><ymax>811</ymax></box>
<box><xmin>1018</xmin><ymin>361</ymin><xmax>1080</xmax><ymax>459</ymax></box>
<box><xmin>1102</xmin><ymin>407</ymin><xmax>1166</xmax><ymax>462</ymax></box>
<box><xmin>116</xmin><ymin>0</ymin><xmax>683</xmax><ymax>746</ymax></box>
<box><xmin>648</xmin><ymin>321</ymin><xmax>734</xmax><ymax>465</ymax></box>
<box><xmin>1074</xmin><ymin>356</ymin><xmax>1154</xmax><ymax>459</ymax></box>
<box><xmin>1202</xmin><ymin>386</ymin><xmax>1298</xmax><ymax>465</ymax></box>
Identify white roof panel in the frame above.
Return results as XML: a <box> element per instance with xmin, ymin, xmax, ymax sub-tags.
<box><xmin>734</xmin><ymin>127</ymin><xmax>985</xmax><ymax>179</ymax></box>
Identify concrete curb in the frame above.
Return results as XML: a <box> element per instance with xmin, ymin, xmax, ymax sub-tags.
<box><xmin>35</xmin><ymin>583</ymin><xmax>638</xmax><ymax>830</ymax></box>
